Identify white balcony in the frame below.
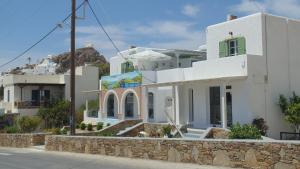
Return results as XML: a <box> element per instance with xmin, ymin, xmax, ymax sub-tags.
<box><xmin>154</xmin><ymin>54</ymin><xmax>265</xmax><ymax>84</ymax></box>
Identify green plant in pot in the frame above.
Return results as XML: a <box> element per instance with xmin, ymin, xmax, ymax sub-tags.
<box><xmin>162</xmin><ymin>125</ymin><xmax>172</xmax><ymax>138</ymax></box>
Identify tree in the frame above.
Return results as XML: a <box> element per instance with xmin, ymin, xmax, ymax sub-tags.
<box><xmin>279</xmin><ymin>92</ymin><xmax>300</xmax><ymax>133</ymax></box>
<box><xmin>37</xmin><ymin>100</ymin><xmax>70</xmax><ymax>128</ymax></box>
<box><xmin>93</xmin><ymin>62</ymin><xmax>110</xmax><ymax>78</ymax></box>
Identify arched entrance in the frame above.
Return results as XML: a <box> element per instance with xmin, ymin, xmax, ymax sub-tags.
<box><xmin>121</xmin><ymin>89</ymin><xmax>140</xmax><ymax>119</ymax></box>
<box><xmin>103</xmin><ymin>91</ymin><xmax>119</xmax><ymax>118</ymax></box>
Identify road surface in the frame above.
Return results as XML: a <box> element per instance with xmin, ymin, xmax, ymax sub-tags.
<box><xmin>0</xmin><ymin>147</ymin><xmax>236</xmax><ymax>169</ymax></box>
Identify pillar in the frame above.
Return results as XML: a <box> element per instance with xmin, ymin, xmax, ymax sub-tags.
<box><xmin>142</xmin><ymin>87</ymin><xmax>149</xmax><ymax>122</ymax></box>
<box><xmin>221</xmin><ymin>83</ymin><xmax>227</xmax><ymax>128</ymax></box>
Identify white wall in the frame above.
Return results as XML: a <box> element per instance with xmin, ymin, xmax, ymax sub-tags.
<box><xmin>206</xmin><ymin>13</ymin><xmax>264</xmax><ymax>60</ymax></box>
<box><xmin>64</xmin><ymin>65</ymin><xmax>99</xmax><ymax>110</ymax></box>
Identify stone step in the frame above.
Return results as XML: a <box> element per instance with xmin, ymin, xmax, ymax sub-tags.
<box><xmin>187</xmin><ymin>128</ymin><xmax>205</xmax><ymax>135</ymax></box>
<box><xmin>183</xmin><ymin>133</ymin><xmax>202</xmax><ymax>139</ymax></box>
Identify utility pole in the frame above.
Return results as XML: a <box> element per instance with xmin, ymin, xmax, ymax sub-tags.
<box><xmin>70</xmin><ymin>0</ymin><xmax>76</xmax><ymax>135</ymax></box>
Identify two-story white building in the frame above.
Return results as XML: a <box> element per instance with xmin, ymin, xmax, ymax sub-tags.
<box><xmin>0</xmin><ymin>65</ymin><xmax>99</xmax><ymax>116</ymax></box>
<box><xmin>85</xmin><ymin>13</ymin><xmax>300</xmax><ymax>139</ymax></box>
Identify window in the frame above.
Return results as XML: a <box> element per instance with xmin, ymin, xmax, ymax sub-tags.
<box><xmin>228</xmin><ymin>39</ymin><xmax>238</xmax><ymax>56</ymax></box>
<box><xmin>219</xmin><ymin>37</ymin><xmax>246</xmax><ymax>58</ymax></box>
<box><xmin>121</xmin><ymin>61</ymin><xmax>135</xmax><ymax>73</ymax></box>
<box><xmin>148</xmin><ymin>92</ymin><xmax>154</xmax><ymax>119</ymax></box>
<box><xmin>210</xmin><ymin>86</ymin><xmax>221</xmax><ymax>125</ymax></box>
<box><xmin>125</xmin><ymin>93</ymin><xmax>134</xmax><ymax>118</ymax></box>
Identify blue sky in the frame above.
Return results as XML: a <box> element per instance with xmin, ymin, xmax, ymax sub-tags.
<box><xmin>1</xmin><ymin>0</ymin><xmax>300</xmax><ymax>71</ymax></box>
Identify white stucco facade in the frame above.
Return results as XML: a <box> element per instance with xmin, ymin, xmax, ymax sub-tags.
<box><xmin>84</xmin><ymin>13</ymin><xmax>300</xmax><ymax>139</ymax></box>
<box><xmin>0</xmin><ymin>65</ymin><xmax>99</xmax><ymax>116</ymax></box>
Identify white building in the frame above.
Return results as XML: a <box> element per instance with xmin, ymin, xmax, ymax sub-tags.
<box><xmin>0</xmin><ymin>65</ymin><xmax>99</xmax><ymax>116</ymax></box>
<box><xmin>84</xmin><ymin>13</ymin><xmax>300</xmax><ymax>139</ymax></box>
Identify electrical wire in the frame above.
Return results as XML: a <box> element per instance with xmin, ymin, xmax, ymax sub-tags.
<box><xmin>0</xmin><ymin>0</ymin><xmax>87</xmax><ymax>69</ymax></box>
<box><xmin>87</xmin><ymin>1</ymin><xmax>157</xmax><ymax>84</ymax></box>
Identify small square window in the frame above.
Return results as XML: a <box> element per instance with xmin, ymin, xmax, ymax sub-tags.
<box><xmin>228</xmin><ymin>39</ymin><xmax>238</xmax><ymax>56</ymax></box>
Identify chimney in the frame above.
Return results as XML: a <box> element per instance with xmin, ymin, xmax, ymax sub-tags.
<box><xmin>227</xmin><ymin>14</ymin><xmax>237</xmax><ymax>21</ymax></box>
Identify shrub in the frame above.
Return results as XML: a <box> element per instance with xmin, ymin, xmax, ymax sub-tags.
<box><xmin>96</xmin><ymin>122</ymin><xmax>103</xmax><ymax>130</ymax></box>
<box><xmin>4</xmin><ymin>126</ymin><xmax>19</xmax><ymax>133</ymax></box>
<box><xmin>87</xmin><ymin>123</ymin><xmax>93</xmax><ymax>131</ymax></box>
<box><xmin>60</xmin><ymin>128</ymin><xmax>68</xmax><ymax>135</ymax></box>
<box><xmin>80</xmin><ymin>123</ymin><xmax>86</xmax><ymax>130</ymax></box>
<box><xmin>229</xmin><ymin>123</ymin><xmax>261</xmax><ymax>139</ymax></box>
<box><xmin>37</xmin><ymin>100</ymin><xmax>70</xmax><ymax>129</ymax></box>
<box><xmin>97</xmin><ymin>130</ymin><xmax>117</xmax><ymax>136</ymax></box>
<box><xmin>162</xmin><ymin>125</ymin><xmax>172</xmax><ymax>137</ymax></box>
<box><xmin>76</xmin><ymin>124</ymin><xmax>80</xmax><ymax>129</ymax></box>
<box><xmin>278</xmin><ymin>92</ymin><xmax>300</xmax><ymax>133</ymax></box>
<box><xmin>106</xmin><ymin>123</ymin><xmax>111</xmax><ymax>127</ymax></box>
<box><xmin>252</xmin><ymin>118</ymin><xmax>269</xmax><ymax>136</ymax></box>
<box><xmin>18</xmin><ymin>116</ymin><xmax>41</xmax><ymax>133</ymax></box>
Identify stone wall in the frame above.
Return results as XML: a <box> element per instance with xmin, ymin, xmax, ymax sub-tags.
<box><xmin>45</xmin><ymin>135</ymin><xmax>300</xmax><ymax>169</ymax></box>
<box><xmin>0</xmin><ymin>133</ymin><xmax>47</xmax><ymax>148</ymax></box>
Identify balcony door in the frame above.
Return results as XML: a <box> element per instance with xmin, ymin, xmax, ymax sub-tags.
<box><xmin>209</xmin><ymin>86</ymin><xmax>221</xmax><ymax>125</ymax></box>
<box><xmin>31</xmin><ymin>90</ymin><xmax>40</xmax><ymax>106</ymax></box>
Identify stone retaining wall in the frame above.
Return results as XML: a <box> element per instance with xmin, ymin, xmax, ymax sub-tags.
<box><xmin>0</xmin><ymin>133</ymin><xmax>47</xmax><ymax>148</ymax></box>
<box><xmin>45</xmin><ymin>135</ymin><xmax>300</xmax><ymax>169</ymax></box>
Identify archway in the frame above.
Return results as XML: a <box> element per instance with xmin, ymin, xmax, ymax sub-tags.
<box><xmin>103</xmin><ymin>90</ymin><xmax>119</xmax><ymax>118</ymax></box>
<box><xmin>121</xmin><ymin>89</ymin><xmax>140</xmax><ymax>119</ymax></box>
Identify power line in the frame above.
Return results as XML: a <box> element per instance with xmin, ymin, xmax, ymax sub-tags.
<box><xmin>86</xmin><ymin>1</ymin><xmax>126</xmax><ymax>59</ymax></box>
<box><xmin>0</xmin><ymin>0</ymin><xmax>87</xmax><ymax>69</ymax></box>
<box><xmin>87</xmin><ymin>1</ymin><xmax>157</xmax><ymax>84</ymax></box>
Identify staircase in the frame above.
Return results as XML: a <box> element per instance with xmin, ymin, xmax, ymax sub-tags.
<box><xmin>183</xmin><ymin>128</ymin><xmax>205</xmax><ymax>139</ymax></box>
<box><xmin>98</xmin><ymin>119</ymin><xmax>142</xmax><ymax>136</ymax></box>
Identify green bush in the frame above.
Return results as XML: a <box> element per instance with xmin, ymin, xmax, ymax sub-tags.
<box><xmin>87</xmin><ymin>123</ymin><xmax>93</xmax><ymax>131</ymax></box>
<box><xmin>106</xmin><ymin>123</ymin><xmax>111</xmax><ymax>127</ymax></box>
<box><xmin>162</xmin><ymin>125</ymin><xmax>172</xmax><ymax>137</ymax></box>
<box><xmin>97</xmin><ymin>130</ymin><xmax>117</xmax><ymax>136</ymax></box>
<box><xmin>18</xmin><ymin>116</ymin><xmax>41</xmax><ymax>133</ymax></box>
<box><xmin>96</xmin><ymin>122</ymin><xmax>103</xmax><ymax>130</ymax></box>
<box><xmin>37</xmin><ymin>100</ymin><xmax>70</xmax><ymax>129</ymax></box>
<box><xmin>80</xmin><ymin>123</ymin><xmax>86</xmax><ymax>130</ymax></box>
<box><xmin>60</xmin><ymin>128</ymin><xmax>68</xmax><ymax>135</ymax></box>
<box><xmin>229</xmin><ymin>123</ymin><xmax>261</xmax><ymax>139</ymax></box>
<box><xmin>5</xmin><ymin>126</ymin><xmax>19</xmax><ymax>133</ymax></box>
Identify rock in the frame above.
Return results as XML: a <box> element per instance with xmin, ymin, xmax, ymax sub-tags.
<box><xmin>274</xmin><ymin>162</ymin><xmax>296</xmax><ymax>169</ymax></box>
<box><xmin>168</xmin><ymin>147</ymin><xmax>181</xmax><ymax>162</ymax></box>
<box><xmin>213</xmin><ymin>150</ymin><xmax>231</xmax><ymax>167</ymax></box>
<box><xmin>192</xmin><ymin>146</ymin><xmax>199</xmax><ymax>161</ymax></box>
<box><xmin>245</xmin><ymin>149</ymin><xmax>258</xmax><ymax>167</ymax></box>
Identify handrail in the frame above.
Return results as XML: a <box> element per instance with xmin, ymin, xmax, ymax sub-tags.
<box><xmin>163</xmin><ymin>110</ymin><xmax>184</xmax><ymax>137</ymax></box>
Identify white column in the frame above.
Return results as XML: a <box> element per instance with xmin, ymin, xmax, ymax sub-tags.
<box><xmin>142</xmin><ymin>87</ymin><xmax>149</xmax><ymax>122</ymax></box>
<box><xmin>173</xmin><ymin>85</ymin><xmax>180</xmax><ymax>125</ymax></box>
<box><xmin>221</xmin><ymin>83</ymin><xmax>227</xmax><ymax>128</ymax></box>
<box><xmin>84</xmin><ymin>99</ymin><xmax>89</xmax><ymax>121</ymax></box>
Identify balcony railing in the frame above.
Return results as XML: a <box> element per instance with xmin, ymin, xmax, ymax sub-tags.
<box><xmin>14</xmin><ymin>101</ymin><xmax>52</xmax><ymax>109</ymax></box>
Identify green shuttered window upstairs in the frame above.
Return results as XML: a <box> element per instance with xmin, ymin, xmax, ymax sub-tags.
<box><xmin>121</xmin><ymin>61</ymin><xmax>135</xmax><ymax>73</ymax></box>
<box><xmin>219</xmin><ymin>36</ymin><xmax>246</xmax><ymax>58</ymax></box>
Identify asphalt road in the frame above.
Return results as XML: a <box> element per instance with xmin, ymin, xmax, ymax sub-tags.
<box><xmin>0</xmin><ymin>147</ymin><xmax>235</xmax><ymax>169</ymax></box>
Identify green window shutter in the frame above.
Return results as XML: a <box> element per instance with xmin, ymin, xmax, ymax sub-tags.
<box><xmin>121</xmin><ymin>62</ymin><xmax>126</xmax><ymax>73</ymax></box>
<box><xmin>219</xmin><ymin>40</ymin><xmax>228</xmax><ymax>58</ymax></box>
<box><xmin>237</xmin><ymin>37</ymin><xmax>246</xmax><ymax>55</ymax></box>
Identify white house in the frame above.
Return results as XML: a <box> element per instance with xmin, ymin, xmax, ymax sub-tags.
<box><xmin>0</xmin><ymin>65</ymin><xmax>99</xmax><ymax>116</ymax></box>
<box><xmin>84</xmin><ymin>13</ymin><xmax>300</xmax><ymax>139</ymax></box>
